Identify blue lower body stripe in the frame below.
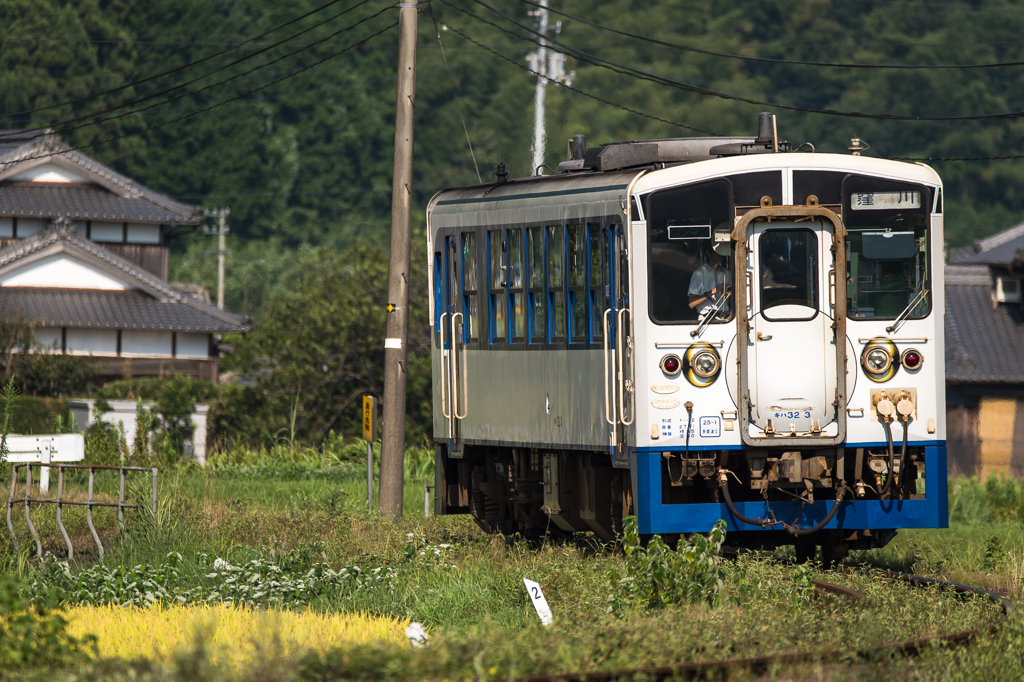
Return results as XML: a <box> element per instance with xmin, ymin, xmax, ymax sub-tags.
<box><xmin>636</xmin><ymin>446</ymin><xmax>948</xmax><ymax>535</ymax></box>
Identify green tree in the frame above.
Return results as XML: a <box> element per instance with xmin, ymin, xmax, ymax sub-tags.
<box><xmin>234</xmin><ymin>240</ymin><xmax>431</xmax><ymax>444</ymax></box>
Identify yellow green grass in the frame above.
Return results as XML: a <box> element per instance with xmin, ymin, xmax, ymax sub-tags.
<box><xmin>65</xmin><ymin>603</ymin><xmax>410</xmax><ymax>669</ymax></box>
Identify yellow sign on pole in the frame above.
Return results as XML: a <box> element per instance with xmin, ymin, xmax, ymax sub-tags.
<box><xmin>362</xmin><ymin>395</ymin><xmax>377</xmax><ymax>442</ymax></box>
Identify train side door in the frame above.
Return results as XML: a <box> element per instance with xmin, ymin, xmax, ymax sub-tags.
<box><xmin>749</xmin><ymin>220</ymin><xmax>837</xmax><ymax>435</ymax></box>
<box><xmin>602</xmin><ymin>222</ymin><xmax>632</xmax><ymax>465</ymax></box>
<box><xmin>441</xmin><ymin>232</ymin><xmax>465</xmax><ymax>457</ymax></box>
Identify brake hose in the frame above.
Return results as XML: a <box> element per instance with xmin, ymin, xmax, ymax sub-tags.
<box><xmin>718</xmin><ymin>471</ymin><xmax>849</xmax><ymax>534</ymax></box>
<box><xmin>895</xmin><ymin>416</ymin><xmax>909</xmax><ymax>490</ymax></box>
<box><xmin>667</xmin><ymin>402</ymin><xmax>695</xmax><ymax>486</ymax></box>
<box><xmin>880</xmin><ymin>418</ymin><xmax>896</xmax><ymax>496</ymax></box>
<box><xmin>717</xmin><ymin>471</ymin><xmax>780</xmax><ymax>528</ymax></box>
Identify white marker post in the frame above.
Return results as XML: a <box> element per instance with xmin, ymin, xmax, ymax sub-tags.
<box><xmin>523</xmin><ymin>578</ymin><xmax>553</xmax><ymax>626</ymax></box>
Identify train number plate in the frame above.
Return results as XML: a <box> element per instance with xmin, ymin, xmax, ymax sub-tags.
<box><xmin>850</xmin><ymin>191</ymin><xmax>921</xmax><ymax>210</ymax></box>
<box><xmin>698</xmin><ymin>416</ymin><xmax>721</xmax><ymax>438</ymax></box>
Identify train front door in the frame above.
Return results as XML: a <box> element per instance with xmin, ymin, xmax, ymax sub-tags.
<box><xmin>748</xmin><ymin>220</ymin><xmax>838</xmax><ymax>437</ymax></box>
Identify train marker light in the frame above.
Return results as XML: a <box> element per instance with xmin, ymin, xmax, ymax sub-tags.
<box><xmin>901</xmin><ymin>348</ymin><xmax>923</xmax><ymax>371</ymax></box>
<box><xmin>660</xmin><ymin>354</ymin><xmax>682</xmax><ymax>376</ymax></box>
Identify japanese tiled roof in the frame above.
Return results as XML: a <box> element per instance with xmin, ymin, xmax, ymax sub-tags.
<box><xmin>949</xmin><ymin>221</ymin><xmax>1024</xmax><ymax>266</ymax></box>
<box><xmin>0</xmin><ymin>222</ymin><xmax>250</xmax><ymax>334</ymax></box>
<box><xmin>945</xmin><ymin>264</ymin><xmax>1024</xmax><ymax>385</ymax></box>
<box><xmin>0</xmin><ymin>129</ymin><xmax>202</xmax><ymax>225</ymax></box>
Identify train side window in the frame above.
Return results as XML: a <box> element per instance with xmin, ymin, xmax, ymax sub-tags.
<box><xmin>509</xmin><ymin>229</ymin><xmax>526</xmax><ymax>343</ymax></box>
<box><xmin>567</xmin><ymin>224</ymin><xmax>587</xmax><ymax>343</ymax></box>
<box><xmin>588</xmin><ymin>224</ymin><xmax>607</xmax><ymax>341</ymax></box>
<box><xmin>488</xmin><ymin>230</ymin><xmax>507</xmax><ymax>343</ymax></box>
<box><xmin>461</xmin><ymin>231</ymin><xmax>478</xmax><ymax>342</ymax></box>
<box><xmin>528</xmin><ymin>226</ymin><xmax>547</xmax><ymax>342</ymax></box>
<box><xmin>844</xmin><ymin>176</ymin><xmax>931</xmax><ymax>320</ymax></box>
<box><xmin>548</xmin><ymin>225</ymin><xmax>566</xmax><ymax>341</ymax></box>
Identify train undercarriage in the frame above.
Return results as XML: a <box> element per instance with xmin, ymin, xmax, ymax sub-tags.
<box><xmin>436</xmin><ymin>443</ymin><xmax>922</xmax><ymax>559</ymax></box>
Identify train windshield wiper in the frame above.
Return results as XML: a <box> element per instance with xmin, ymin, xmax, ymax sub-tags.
<box><xmin>886</xmin><ymin>288</ymin><xmax>929</xmax><ymax>333</ymax></box>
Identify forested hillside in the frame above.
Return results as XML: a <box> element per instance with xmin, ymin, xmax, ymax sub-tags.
<box><xmin>3</xmin><ymin>0</ymin><xmax>1024</xmax><ymax>443</ymax></box>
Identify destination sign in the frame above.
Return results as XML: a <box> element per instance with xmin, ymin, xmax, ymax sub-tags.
<box><xmin>850</xmin><ymin>191</ymin><xmax>921</xmax><ymax>210</ymax></box>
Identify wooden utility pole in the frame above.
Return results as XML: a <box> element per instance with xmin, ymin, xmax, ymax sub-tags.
<box><xmin>379</xmin><ymin>0</ymin><xmax>419</xmax><ymax>521</ymax></box>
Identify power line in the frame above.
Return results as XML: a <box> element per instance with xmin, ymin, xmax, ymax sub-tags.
<box><xmin>0</xmin><ymin>23</ymin><xmax>398</xmax><ymax>168</ymax></box>
<box><xmin>0</xmin><ymin>0</ymin><xmax>372</xmax><ymax>124</ymax></box>
<box><xmin>514</xmin><ymin>0</ymin><xmax>1024</xmax><ymax>70</ymax></box>
<box><xmin>441</xmin><ymin>23</ymin><xmax>719</xmax><ymax>136</ymax></box>
<box><xmin>453</xmin><ymin>0</ymin><xmax>1024</xmax><ymax>122</ymax></box>
<box><xmin>1</xmin><ymin>4</ymin><xmax>393</xmax><ymax>145</ymax></box>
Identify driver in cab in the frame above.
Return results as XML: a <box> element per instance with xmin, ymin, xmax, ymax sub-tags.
<box><xmin>688</xmin><ymin>239</ymin><xmax>732</xmax><ymax>321</ymax></box>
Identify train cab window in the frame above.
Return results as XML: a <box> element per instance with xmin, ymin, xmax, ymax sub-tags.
<box><xmin>508</xmin><ymin>229</ymin><xmax>526</xmax><ymax>342</ymax></box>
<box><xmin>528</xmin><ymin>227</ymin><xmax>547</xmax><ymax>342</ymax></box>
<box><xmin>548</xmin><ymin>225</ymin><xmax>566</xmax><ymax>341</ymax></box>
<box><xmin>759</xmin><ymin>229</ymin><xmax>818</xmax><ymax>320</ymax></box>
<box><xmin>461</xmin><ymin>232</ymin><xmax>478</xmax><ymax>342</ymax></box>
<box><xmin>589</xmin><ymin>224</ymin><xmax>608</xmax><ymax>342</ymax></box>
<box><xmin>844</xmin><ymin>177</ymin><xmax>931</xmax><ymax>320</ymax></box>
<box><xmin>488</xmin><ymin>230</ymin><xmax>507</xmax><ymax>343</ymax></box>
<box><xmin>646</xmin><ymin>180</ymin><xmax>732</xmax><ymax>324</ymax></box>
<box><xmin>433</xmin><ymin>252</ymin><xmax>443</xmax><ymax>345</ymax></box>
<box><xmin>567</xmin><ymin>224</ymin><xmax>587</xmax><ymax>343</ymax></box>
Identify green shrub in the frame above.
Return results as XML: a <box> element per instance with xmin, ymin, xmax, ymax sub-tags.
<box><xmin>0</xmin><ymin>395</ymin><xmax>69</xmax><ymax>435</ymax></box>
<box><xmin>0</xmin><ymin>571</ymin><xmax>95</xmax><ymax>668</ymax></box>
<box><xmin>608</xmin><ymin>517</ymin><xmax>730</xmax><ymax>613</ymax></box>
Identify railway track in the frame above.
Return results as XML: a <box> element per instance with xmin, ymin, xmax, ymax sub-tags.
<box><xmin>522</xmin><ymin>569</ymin><xmax>1016</xmax><ymax>682</ymax></box>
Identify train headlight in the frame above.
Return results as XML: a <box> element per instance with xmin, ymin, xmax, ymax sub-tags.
<box><xmin>692</xmin><ymin>351</ymin><xmax>720</xmax><ymax>378</ymax></box>
<box><xmin>901</xmin><ymin>348</ymin><xmax>924</xmax><ymax>371</ymax></box>
<box><xmin>660</xmin><ymin>354</ymin><xmax>682</xmax><ymax>376</ymax></box>
<box><xmin>683</xmin><ymin>344</ymin><xmax>720</xmax><ymax>386</ymax></box>
<box><xmin>860</xmin><ymin>339</ymin><xmax>899</xmax><ymax>383</ymax></box>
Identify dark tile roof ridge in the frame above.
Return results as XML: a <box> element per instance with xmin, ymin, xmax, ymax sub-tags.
<box><xmin>975</xmin><ymin>220</ymin><xmax>1024</xmax><ymax>252</ymax></box>
<box><xmin>945</xmin><ymin>263</ymin><xmax>993</xmax><ymax>286</ymax></box>
<box><xmin>0</xmin><ymin>133</ymin><xmax>202</xmax><ymax>223</ymax></box>
<box><xmin>0</xmin><ymin>220</ymin><xmax>251</xmax><ymax>331</ymax></box>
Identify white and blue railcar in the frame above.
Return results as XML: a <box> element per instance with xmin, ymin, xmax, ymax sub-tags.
<box><xmin>428</xmin><ymin>115</ymin><xmax>946</xmax><ymax>560</ymax></box>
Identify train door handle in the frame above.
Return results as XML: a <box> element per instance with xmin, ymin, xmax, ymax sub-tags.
<box><xmin>617</xmin><ymin>308</ymin><xmax>634</xmax><ymax>426</ymax></box>
<box><xmin>756</xmin><ymin>332</ymin><xmax>772</xmax><ymax>341</ymax></box>
<box><xmin>440</xmin><ymin>312</ymin><xmax>450</xmax><ymax>419</ymax></box>
<box><xmin>451</xmin><ymin>312</ymin><xmax>467</xmax><ymax>420</ymax></box>
<box><xmin>829</xmin><ymin>268</ymin><xmax>836</xmax><ymax>308</ymax></box>
<box><xmin>602</xmin><ymin>308</ymin><xmax>616</xmax><ymax>426</ymax></box>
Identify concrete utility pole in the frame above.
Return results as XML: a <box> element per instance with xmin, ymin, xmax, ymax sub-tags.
<box><xmin>526</xmin><ymin>1</ymin><xmax>571</xmax><ymax>176</ymax></box>
<box><xmin>379</xmin><ymin>0</ymin><xmax>419</xmax><ymax>521</ymax></box>
<box><xmin>204</xmin><ymin>208</ymin><xmax>230</xmax><ymax>309</ymax></box>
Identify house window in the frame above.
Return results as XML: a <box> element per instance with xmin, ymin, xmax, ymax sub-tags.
<box><xmin>528</xmin><ymin>227</ymin><xmax>546</xmax><ymax>343</ymax></box>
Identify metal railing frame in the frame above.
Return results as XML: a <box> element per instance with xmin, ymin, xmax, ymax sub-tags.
<box><xmin>6</xmin><ymin>463</ymin><xmax>158</xmax><ymax>560</ymax></box>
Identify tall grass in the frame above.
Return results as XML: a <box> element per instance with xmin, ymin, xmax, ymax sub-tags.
<box><xmin>949</xmin><ymin>475</ymin><xmax>1024</xmax><ymax>525</ymax></box>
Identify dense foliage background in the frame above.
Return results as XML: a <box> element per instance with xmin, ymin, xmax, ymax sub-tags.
<box><xmin>3</xmin><ymin>0</ymin><xmax>1023</xmax><ymax>442</ymax></box>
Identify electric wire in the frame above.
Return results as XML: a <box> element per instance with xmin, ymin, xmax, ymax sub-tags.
<box><xmin>428</xmin><ymin>4</ymin><xmax>482</xmax><ymax>183</ymax></box>
<box><xmin>0</xmin><ymin>5</ymin><xmax>394</xmax><ymax>145</ymax></box>
<box><xmin>441</xmin><ymin>23</ymin><xmax>720</xmax><ymax>136</ymax></box>
<box><xmin>514</xmin><ymin>0</ymin><xmax>1024</xmax><ymax>70</ymax></box>
<box><xmin>453</xmin><ymin>0</ymin><xmax>1024</xmax><ymax>122</ymax></box>
<box><xmin>0</xmin><ymin>22</ymin><xmax>398</xmax><ymax>169</ymax></box>
<box><xmin>0</xmin><ymin>0</ymin><xmax>372</xmax><ymax>124</ymax></box>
